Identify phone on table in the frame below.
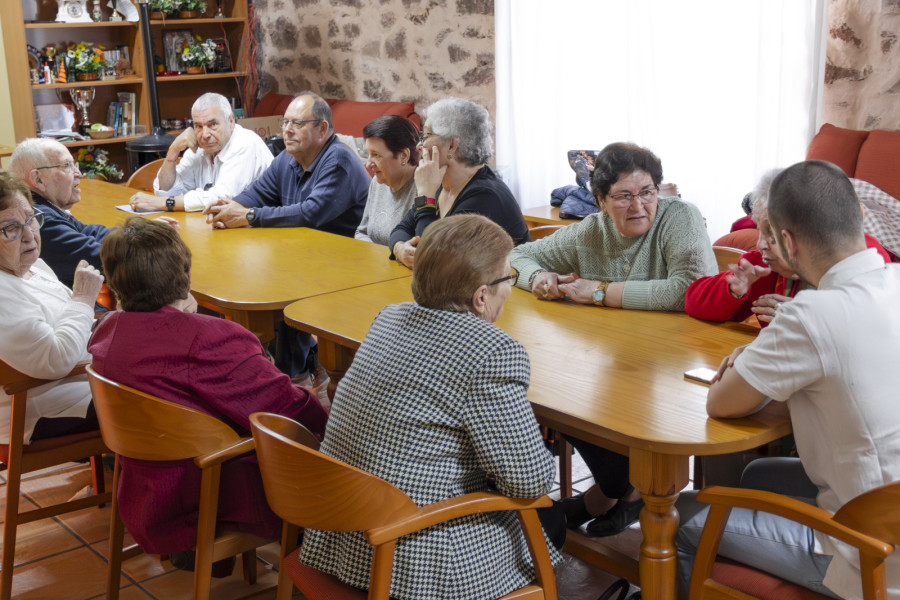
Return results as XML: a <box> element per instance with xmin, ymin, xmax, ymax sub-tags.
<box><xmin>684</xmin><ymin>367</ymin><xmax>718</xmax><ymax>386</ymax></box>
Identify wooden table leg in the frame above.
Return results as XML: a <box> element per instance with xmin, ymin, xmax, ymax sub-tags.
<box><xmin>213</xmin><ymin>308</ymin><xmax>278</xmax><ymax>345</ymax></box>
<box><xmin>316</xmin><ymin>339</ymin><xmax>357</xmax><ymax>400</ymax></box>
<box><xmin>630</xmin><ymin>448</ymin><xmax>689</xmax><ymax>600</ymax></box>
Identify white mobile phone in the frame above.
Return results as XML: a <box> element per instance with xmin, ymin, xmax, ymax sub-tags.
<box><xmin>684</xmin><ymin>367</ymin><xmax>718</xmax><ymax>385</ymax></box>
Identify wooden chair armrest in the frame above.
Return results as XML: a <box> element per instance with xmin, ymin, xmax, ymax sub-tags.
<box><xmin>194</xmin><ymin>437</ymin><xmax>255</xmax><ymax>469</ymax></box>
<box><xmin>366</xmin><ymin>492</ymin><xmax>551</xmax><ymax>546</ymax></box>
<box><xmin>698</xmin><ymin>486</ymin><xmax>893</xmax><ymax>559</ymax></box>
<box><xmin>2</xmin><ymin>360</ymin><xmax>91</xmax><ymax>395</ymax></box>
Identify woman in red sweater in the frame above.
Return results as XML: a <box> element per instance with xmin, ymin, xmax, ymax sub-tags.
<box><xmin>686</xmin><ymin>170</ymin><xmax>890</xmax><ymax>325</ymax></box>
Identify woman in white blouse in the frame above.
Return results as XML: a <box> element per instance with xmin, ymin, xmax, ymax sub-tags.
<box><xmin>0</xmin><ymin>171</ymin><xmax>103</xmax><ymax>445</ymax></box>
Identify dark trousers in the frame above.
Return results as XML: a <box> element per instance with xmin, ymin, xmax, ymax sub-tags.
<box><xmin>564</xmin><ymin>435</ymin><xmax>631</xmax><ymax>499</ymax></box>
<box><xmin>270</xmin><ymin>321</ymin><xmax>317</xmax><ymax>378</ymax></box>
<box><xmin>31</xmin><ymin>403</ymin><xmax>99</xmax><ymax>441</ymax></box>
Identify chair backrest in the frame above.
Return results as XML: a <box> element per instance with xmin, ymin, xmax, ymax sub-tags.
<box><xmin>125</xmin><ymin>158</ymin><xmax>165</xmax><ymax>191</ymax></box>
<box><xmin>250</xmin><ymin>412</ymin><xmax>418</xmax><ymax>532</ymax></box>
<box><xmin>528</xmin><ymin>225</ymin><xmax>565</xmax><ymax>241</ymax></box>
<box><xmin>712</xmin><ymin>245</ymin><xmax>745</xmax><ymax>272</ymax></box>
<box><xmin>834</xmin><ymin>480</ymin><xmax>900</xmax><ymax>544</ymax></box>
<box><xmin>86</xmin><ymin>365</ymin><xmax>240</xmax><ymax>461</ymax></box>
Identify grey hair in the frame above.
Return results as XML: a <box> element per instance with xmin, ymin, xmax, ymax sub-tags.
<box><xmin>749</xmin><ymin>168</ymin><xmax>783</xmax><ymax>219</ymax></box>
<box><xmin>9</xmin><ymin>138</ymin><xmax>67</xmax><ymax>181</ymax></box>
<box><xmin>293</xmin><ymin>91</ymin><xmax>334</xmax><ymax>133</ymax></box>
<box><xmin>424</xmin><ymin>97</ymin><xmax>493</xmax><ymax>166</ymax></box>
<box><xmin>191</xmin><ymin>93</ymin><xmax>233</xmax><ymax>119</ymax></box>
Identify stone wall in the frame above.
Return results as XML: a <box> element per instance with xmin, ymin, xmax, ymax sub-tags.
<box><xmin>251</xmin><ymin>0</ymin><xmax>496</xmax><ymax>122</ymax></box>
<box><xmin>823</xmin><ymin>0</ymin><xmax>900</xmax><ymax>129</ymax></box>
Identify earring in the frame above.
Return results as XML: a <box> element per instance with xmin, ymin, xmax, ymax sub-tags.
<box><xmin>478</xmin><ymin>305</ymin><xmax>485</xmax><ymax>314</ymax></box>
<box><xmin>401</xmin><ymin>161</ymin><xmax>407</xmax><ymax>166</ymax></box>
<box><xmin>447</xmin><ymin>154</ymin><xmax>453</xmax><ymax>160</ymax></box>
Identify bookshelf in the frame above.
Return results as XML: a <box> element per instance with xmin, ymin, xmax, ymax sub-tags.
<box><xmin>1</xmin><ymin>0</ymin><xmax>250</xmax><ymax>177</ymax></box>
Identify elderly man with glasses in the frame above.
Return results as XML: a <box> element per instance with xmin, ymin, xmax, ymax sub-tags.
<box><xmin>202</xmin><ymin>90</ymin><xmax>368</xmax><ymax>236</ymax></box>
<box><xmin>8</xmin><ymin>138</ymin><xmax>178</xmax><ymax>288</ymax></box>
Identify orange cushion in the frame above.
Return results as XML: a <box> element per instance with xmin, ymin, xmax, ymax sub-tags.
<box><xmin>326</xmin><ymin>99</ymin><xmax>419</xmax><ymax>137</ymax></box>
<box><xmin>282</xmin><ymin>546</ymin><xmax>367</xmax><ymax>600</ymax></box>
<box><xmin>855</xmin><ymin>129</ymin><xmax>900</xmax><ymax>200</ymax></box>
<box><xmin>713</xmin><ymin>228</ymin><xmax>758</xmax><ymax>252</ymax></box>
<box><xmin>254</xmin><ymin>92</ymin><xmax>294</xmax><ymax>118</ymax></box>
<box><xmin>712</xmin><ymin>559</ymin><xmax>827</xmax><ymax>600</ymax></box>
<box><xmin>806</xmin><ymin>123</ymin><xmax>870</xmax><ymax>177</ymax></box>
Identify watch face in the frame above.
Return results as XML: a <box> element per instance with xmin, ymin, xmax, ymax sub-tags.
<box><xmin>592</xmin><ymin>289</ymin><xmax>605</xmax><ymax>304</ymax></box>
<box><xmin>67</xmin><ymin>1</ymin><xmax>83</xmax><ymax>16</ymax></box>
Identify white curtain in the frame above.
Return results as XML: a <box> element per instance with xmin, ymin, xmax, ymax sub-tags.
<box><xmin>495</xmin><ymin>0</ymin><xmax>827</xmax><ymax>241</ymax></box>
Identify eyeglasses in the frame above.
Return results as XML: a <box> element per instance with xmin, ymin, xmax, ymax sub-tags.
<box><xmin>0</xmin><ymin>210</ymin><xmax>44</xmax><ymax>242</ymax></box>
<box><xmin>607</xmin><ymin>186</ymin><xmax>658</xmax><ymax>207</ymax></box>
<box><xmin>35</xmin><ymin>161</ymin><xmax>80</xmax><ymax>175</ymax></box>
<box><xmin>419</xmin><ymin>131</ymin><xmax>439</xmax><ymax>144</ymax></box>
<box><xmin>280</xmin><ymin>118</ymin><xmax>322</xmax><ymax>130</ymax></box>
<box><xmin>488</xmin><ymin>267</ymin><xmax>519</xmax><ymax>287</ymax></box>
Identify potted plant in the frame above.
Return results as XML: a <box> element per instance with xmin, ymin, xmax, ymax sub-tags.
<box><xmin>181</xmin><ymin>36</ymin><xmax>216</xmax><ymax>74</ymax></box>
<box><xmin>148</xmin><ymin>0</ymin><xmax>177</xmax><ymax>19</ymax></box>
<box><xmin>74</xmin><ymin>147</ymin><xmax>124</xmax><ymax>182</ymax></box>
<box><xmin>177</xmin><ymin>0</ymin><xmax>207</xmax><ymax>18</ymax></box>
<box><xmin>66</xmin><ymin>42</ymin><xmax>111</xmax><ymax>81</ymax></box>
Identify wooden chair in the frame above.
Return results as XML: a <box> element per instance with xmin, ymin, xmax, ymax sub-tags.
<box><xmin>528</xmin><ymin>224</ymin><xmax>565</xmax><ymax>241</ymax></box>
<box><xmin>125</xmin><ymin>157</ymin><xmax>165</xmax><ymax>191</ymax></box>
<box><xmin>689</xmin><ymin>483</ymin><xmax>900</xmax><ymax>599</ymax></box>
<box><xmin>712</xmin><ymin>245</ymin><xmax>746</xmax><ymax>272</ymax></box>
<box><xmin>250</xmin><ymin>412</ymin><xmax>558</xmax><ymax>600</ymax></box>
<box><xmin>85</xmin><ymin>365</ymin><xmax>270</xmax><ymax>600</ymax></box>
<box><xmin>0</xmin><ymin>359</ymin><xmax>109</xmax><ymax>600</ymax></box>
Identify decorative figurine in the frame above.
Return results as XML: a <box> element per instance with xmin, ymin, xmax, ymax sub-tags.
<box><xmin>56</xmin><ymin>0</ymin><xmax>93</xmax><ymax>23</ymax></box>
<box><xmin>92</xmin><ymin>0</ymin><xmax>103</xmax><ymax>21</ymax></box>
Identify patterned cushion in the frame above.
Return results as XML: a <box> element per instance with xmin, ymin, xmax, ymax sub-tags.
<box><xmin>852</xmin><ymin>178</ymin><xmax>900</xmax><ymax>260</ymax></box>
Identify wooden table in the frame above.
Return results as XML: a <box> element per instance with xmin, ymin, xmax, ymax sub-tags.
<box><xmin>71</xmin><ymin>178</ymin><xmax>411</xmax><ymax>342</ymax></box>
<box><xmin>283</xmin><ymin>280</ymin><xmax>791</xmax><ymax>600</ymax></box>
<box><xmin>522</xmin><ymin>204</ymin><xmax>565</xmax><ymax>228</ymax></box>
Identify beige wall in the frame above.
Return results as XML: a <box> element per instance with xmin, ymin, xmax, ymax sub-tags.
<box><xmin>823</xmin><ymin>0</ymin><xmax>900</xmax><ymax>129</ymax></box>
<box><xmin>252</xmin><ymin>0</ymin><xmax>496</xmax><ymax>122</ymax></box>
<box><xmin>0</xmin><ymin>18</ymin><xmax>16</xmax><ymax>167</ymax></box>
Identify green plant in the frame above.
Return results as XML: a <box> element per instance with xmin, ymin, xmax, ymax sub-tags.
<box><xmin>178</xmin><ymin>0</ymin><xmax>208</xmax><ymax>11</ymax></box>
<box><xmin>65</xmin><ymin>42</ymin><xmax>111</xmax><ymax>74</ymax></box>
<box><xmin>148</xmin><ymin>0</ymin><xmax>177</xmax><ymax>12</ymax></box>
<box><xmin>74</xmin><ymin>147</ymin><xmax>124</xmax><ymax>181</ymax></box>
<box><xmin>181</xmin><ymin>36</ymin><xmax>216</xmax><ymax>68</ymax></box>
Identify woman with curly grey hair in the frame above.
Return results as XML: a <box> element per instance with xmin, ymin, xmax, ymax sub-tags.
<box><xmin>388</xmin><ymin>97</ymin><xmax>530</xmax><ymax>268</ymax></box>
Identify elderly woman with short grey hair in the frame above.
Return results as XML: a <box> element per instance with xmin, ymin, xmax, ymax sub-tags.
<box><xmin>388</xmin><ymin>97</ymin><xmax>530</xmax><ymax>268</ymax></box>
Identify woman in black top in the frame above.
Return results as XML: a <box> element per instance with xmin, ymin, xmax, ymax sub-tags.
<box><xmin>389</xmin><ymin>97</ymin><xmax>529</xmax><ymax>268</ymax></box>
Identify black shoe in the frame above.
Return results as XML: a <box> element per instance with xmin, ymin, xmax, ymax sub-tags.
<box><xmin>585</xmin><ymin>497</ymin><xmax>643</xmax><ymax>537</ymax></box>
<box><xmin>561</xmin><ymin>493</ymin><xmax>594</xmax><ymax>529</ymax></box>
<box><xmin>169</xmin><ymin>550</ymin><xmax>237</xmax><ymax>578</ymax></box>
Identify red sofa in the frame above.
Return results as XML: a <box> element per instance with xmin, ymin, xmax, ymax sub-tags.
<box><xmin>715</xmin><ymin>123</ymin><xmax>900</xmax><ymax>251</ymax></box>
<box><xmin>254</xmin><ymin>92</ymin><xmax>420</xmax><ymax>138</ymax></box>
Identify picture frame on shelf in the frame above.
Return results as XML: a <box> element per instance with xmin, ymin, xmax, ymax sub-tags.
<box><xmin>209</xmin><ymin>37</ymin><xmax>232</xmax><ymax>72</ymax></box>
<box><xmin>162</xmin><ymin>29</ymin><xmax>193</xmax><ymax>73</ymax></box>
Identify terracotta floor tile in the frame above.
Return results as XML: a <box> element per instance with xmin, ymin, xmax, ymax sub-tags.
<box><xmin>89</xmin><ymin>534</ymin><xmax>175</xmax><ymax>584</ymax></box>
<box><xmin>9</xmin><ymin>546</ymin><xmax>109</xmax><ymax>599</ymax></box>
<box><xmin>110</xmin><ymin>585</ymin><xmax>158</xmax><ymax>599</ymax></box>
<box><xmin>56</xmin><ymin>503</ymin><xmax>114</xmax><ymax>545</ymax></box>
<box><xmin>139</xmin><ymin>559</ymin><xmax>278</xmax><ymax>600</ymax></box>
<box><xmin>0</xmin><ymin>504</ymin><xmax>84</xmax><ymax>566</ymax></box>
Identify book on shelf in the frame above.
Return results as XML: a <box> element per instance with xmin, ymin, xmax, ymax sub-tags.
<box><xmin>116</xmin><ymin>92</ymin><xmax>137</xmax><ymax>136</ymax></box>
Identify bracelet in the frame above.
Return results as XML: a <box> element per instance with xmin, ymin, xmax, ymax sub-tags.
<box><xmin>729</xmin><ymin>285</ymin><xmax>745</xmax><ymax>299</ymax></box>
<box><xmin>528</xmin><ymin>270</ymin><xmax>545</xmax><ymax>286</ymax></box>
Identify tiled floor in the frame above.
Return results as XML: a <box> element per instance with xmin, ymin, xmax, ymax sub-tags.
<box><xmin>0</xmin><ymin>453</ymin><xmax>641</xmax><ymax>599</ymax></box>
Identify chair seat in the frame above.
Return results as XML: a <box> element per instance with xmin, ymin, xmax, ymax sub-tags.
<box><xmin>283</xmin><ymin>546</ymin><xmax>367</xmax><ymax>600</ymax></box>
<box><xmin>712</xmin><ymin>558</ymin><xmax>827</xmax><ymax>600</ymax></box>
<box><xmin>0</xmin><ymin>429</ymin><xmax>104</xmax><ymax>466</ymax></box>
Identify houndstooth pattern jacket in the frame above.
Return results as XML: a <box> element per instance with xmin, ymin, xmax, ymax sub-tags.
<box><xmin>298</xmin><ymin>302</ymin><xmax>560</xmax><ymax>600</ymax></box>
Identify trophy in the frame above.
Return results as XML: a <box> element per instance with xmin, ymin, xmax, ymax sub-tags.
<box><xmin>70</xmin><ymin>88</ymin><xmax>96</xmax><ymax>135</ymax></box>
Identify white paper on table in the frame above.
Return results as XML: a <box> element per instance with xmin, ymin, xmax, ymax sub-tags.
<box><xmin>35</xmin><ymin>104</ymin><xmax>76</xmax><ymax>132</ymax></box>
<box><xmin>116</xmin><ymin>205</ymin><xmax>165</xmax><ymax>215</ymax></box>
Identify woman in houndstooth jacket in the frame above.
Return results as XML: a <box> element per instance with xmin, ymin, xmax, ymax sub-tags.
<box><xmin>299</xmin><ymin>214</ymin><xmax>564</xmax><ymax>600</ymax></box>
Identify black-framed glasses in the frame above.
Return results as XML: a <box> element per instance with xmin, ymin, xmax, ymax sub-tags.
<box><xmin>35</xmin><ymin>161</ymin><xmax>80</xmax><ymax>175</ymax></box>
<box><xmin>488</xmin><ymin>267</ymin><xmax>519</xmax><ymax>287</ymax></box>
<box><xmin>0</xmin><ymin>210</ymin><xmax>44</xmax><ymax>242</ymax></box>
<box><xmin>279</xmin><ymin>118</ymin><xmax>322</xmax><ymax>130</ymax></box>
<box><xmin>607</xmin><ymin>186</ymin><xmax>658</xmax><ymax>207</ymax></box>
<box><xmin>419</xmin><ymin>130</ymin><xmax>439</xmax><ymax>144</ymax></box>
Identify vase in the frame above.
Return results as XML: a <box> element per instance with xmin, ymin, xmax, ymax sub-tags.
<box><xmin>149</xmin><ymin>10</ymin><xmax>164</xmax><ymax>18</ymax></box>
<box><xmin>186</xmin><ymin>65</ymin><xmax>205</xmax><ymax>74</ymax></box>
<box><xmin>178</xmin><ymin>10</ymin><xmax>198</xmax><ymax>18</ymax></box>
<box><xmin>76</xmin><ymin>72</ymin><xmax>100</xmax><ymax>81</ymax></box>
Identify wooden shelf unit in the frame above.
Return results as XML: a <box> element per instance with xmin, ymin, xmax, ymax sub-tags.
<box><xmin>2</xmin><ymin>0</ymin><xmax>250</xmax><ymax>176</ymax></box>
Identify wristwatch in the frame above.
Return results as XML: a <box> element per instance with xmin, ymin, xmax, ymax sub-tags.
<box><xmin>165</xmin><ymin>197</ymin><xmax>175</xmax><ymax>212</ymax></box>
<box><xmin>414</xmin><ymin>195</ymin><xmax>436</xmax><ymax>210</ymax></box>
<box><xmin>246</xmin><ymin>207</ymin><xmax>257</xmax><ymax>226</ymax></box>
<box><xmin>592</xmin><ymin>281</ymin><xmax>609</xmax><ymax>306</ymax></box>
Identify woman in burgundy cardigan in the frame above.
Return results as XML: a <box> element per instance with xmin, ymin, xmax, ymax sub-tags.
<box><xmin>686</xmin><ymin>170</ymin><xmax>890</xmax><ymax>325</ymax></box>
<box><xmin>88</xmin><ymin>217</ymin><xmax>328</xmax><ymax>576</ymax></box>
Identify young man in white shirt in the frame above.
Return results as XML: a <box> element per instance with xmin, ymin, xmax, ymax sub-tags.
<box><xmin>675</xmin><ymin>160</ymin><xmax>900</xmax><ymax>600</ymax></box>
<box><xmin>129</xmin><ymin>92</ymin><xmax>272</xmax><ymax>213</ymax></box>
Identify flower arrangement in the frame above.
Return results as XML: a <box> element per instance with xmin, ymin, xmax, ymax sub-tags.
<box><xmin>178</xmin><ymin>0</ymin><xmax>208</xmax><ymax>11</ymax></box>
<box><xmin>66</xmin><ymin>42</ymin><xmax>111</xmax><ymax>74</ymax></box>
<box><xmin>181</xmin><ymin>36</ymin><xmax>216</xmax><ymax>68</ymax></box>
<box><xmin>74</xmin><ymin>147</ymin><xmax>124</xmax><ymax>181</ymax></box>
<box><xmin>148</xmin><ymin>0</ymin><xmax>177</xmax><ymax>13</ymax></box>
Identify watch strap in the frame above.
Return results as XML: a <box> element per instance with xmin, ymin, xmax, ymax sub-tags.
<box><xmin>414</xmin><ymin>195</ymin><xmax>436</xmax><ymax>210</ymax></box>
<box><xmin>165</xmin><ymin>197</ymin><xmax>175</xmax><ymax>212</ymax></box>
<box><xmin>593</xmin><ymin>281</ymin><xmax>609</xmax><ymax>306</ymax></box>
